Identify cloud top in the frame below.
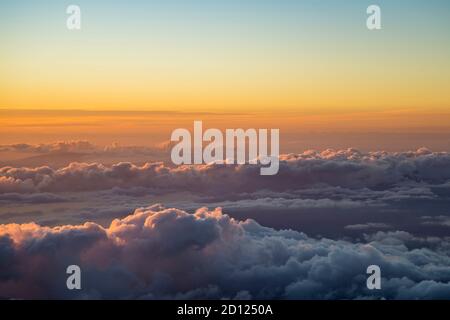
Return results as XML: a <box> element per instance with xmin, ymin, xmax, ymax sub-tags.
<box><xmin>1</xmin><ymin>148</ymin><xmax>450</xmax><ymax>194</ymax></box>
<box><xmin>0</xmin><ymin>205</ymin><xmax>449</xmax><ymax>299</ymax></box>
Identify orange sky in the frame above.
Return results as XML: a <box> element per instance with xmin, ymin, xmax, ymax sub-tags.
<box><xmin>1</xmin><ymin>109</ymin><xmax>449</xmax><ymax>152</ymax></box>
<box><xmin>1</xmin><ymin>1</ymin><xmax>449</xmax><ymax>151</ymax></box>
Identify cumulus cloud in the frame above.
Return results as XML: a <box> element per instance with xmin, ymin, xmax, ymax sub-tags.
<box><xmin>0</xmin><ymin>205</ymin><xmax>449</xmax><ymax>300</ymax></box>
<box><xmin>2</xmin><ymin>148</ymin><xmax>450</xmax><ymax>195</ymax></box>
<box><xmin>2</xmin><ymin>148</ymin><xmax>449</xmax><ymax>241</ymax></box>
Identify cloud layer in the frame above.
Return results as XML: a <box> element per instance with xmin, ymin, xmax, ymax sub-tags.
<box><xmin>0</xmin><ymin>141</ymin><xmax>168</xmax><ymax>155</ymax></box>
<box><xmin>2</xmin><ymin>148</ymin><xmax>450</xmax><ymax>194</ymax></box>
<box><xmin>0</xmin><ymin>205</ymin><xmax>449</xmax><ymax>299</ymax></box>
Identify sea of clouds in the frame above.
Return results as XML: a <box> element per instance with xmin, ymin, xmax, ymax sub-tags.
<box><xmin>0</xmin><ymin>147</ymin><xmax>449</xmax><ymax>299</ymax></box>
<box><xmin>0</xmin><ymin>205</ymin><xmax>449</xmax><ymax>299</ymax></box>
<box><xmin>1</xmin><ymin>147</ymin><xmax>450</xmax><ymax>194</ymax></box>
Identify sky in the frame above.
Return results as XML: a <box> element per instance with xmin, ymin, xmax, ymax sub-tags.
<box><xmin>1</xmin><ymin>1</ymin><xmax>450</xmax><ymax>300</ymax></box>
<box><xmin>1</xmin><ymin>0</ymin><xmax>449</xmax><ymax>113</ymax></box>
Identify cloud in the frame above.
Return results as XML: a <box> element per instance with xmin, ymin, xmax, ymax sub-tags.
<box><xmin>2</xmin><ymin>148</ymin><xmax>449</xmax><ymax>242</ymax></box>
<box><xmin>0</xmin><ymin>140</ymin><xmax>167</xmax><ymax>157</ymax></box>
<box><xmin>345</xmin><ymin>223</ymin><xmax>392</xmax><ymax>231</ymax></box>
<box><xmin>421</xmin><ymin>216</ymin><xmax>450</xmax><ymax>227</ymax></box>
<box><xmin>0</xmin><ymin>193</ymin><xmax>67</xmax><ymax>204</ymax></box>
<box><xmin>0</xmin><ymin>141</ymin><xmax>96</xmax><ymax>153</ymax></box>
<box><xmin>0</xmin><ymin>210</ymin><xmax>43</xmax><ymax>220</ymax></box>
<box><xmin>208</xmin><ymin>197</ymin><xmax>368</xmax><ymax>211</ymax></box>
<box><xmin>2</xmin><ymin>148</ymin><xmax>450</xmax><ymax>195</ymax></box>
<box><xmin>0</xmin><ymin>205</ymin><xmax>449</xmax><ymax>299</ymax></box>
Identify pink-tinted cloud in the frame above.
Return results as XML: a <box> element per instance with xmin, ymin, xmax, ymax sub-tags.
<box><xmin>0</xmin><ymin>205</ymin><xmax>449</xmax><ymax>299</ymax></box>
<box><xmin>1</xmin><ymin>148</ymin><xmax>450</xmax><ymax>194</ymax></box>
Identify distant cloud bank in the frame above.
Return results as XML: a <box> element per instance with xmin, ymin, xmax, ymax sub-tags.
<box><xmin>1</xmin><ymin>147</ymin><xmax>450</xmax><ymax>194</ymax></box>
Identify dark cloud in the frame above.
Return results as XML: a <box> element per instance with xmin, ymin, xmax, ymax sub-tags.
<box><xmin>0</xmin><ymin>192</ymin><xmax>67</xmax><ymax>204</ymax></box>
<box><xmin>0</xmin><ymin>205</ymin><xmax>449</xmax><ymax>299</ymax></box>
<box><xmin>1</xmin><ymin>148</ymin><xmax>449</xmax><ymax>299</ymax></box>
<box><xmin>2</xmin><ymin>148</ymin><xmax>449</xmax><ymax>239</ymax></box>
<box><xmin>0</xmin><ymin>210</ymin><xmax>43</xmax><ymax>220</ymax></box>
<box><xmin>421</xmin><ymin>216</ymin><xmax>450</xmax><ymax>227</ymax></box>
